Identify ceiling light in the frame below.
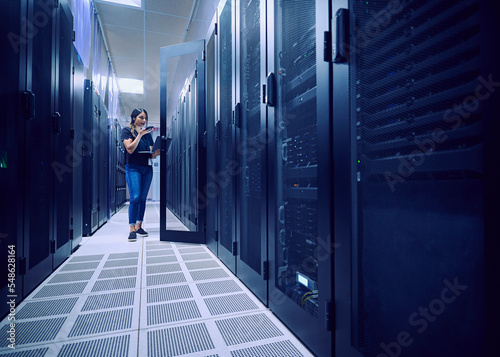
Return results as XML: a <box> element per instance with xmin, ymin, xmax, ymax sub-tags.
<box><xmin>99</xmin><ymin>0</ymin><xmax>141</xmax><ymax>8</ymax></box>
<box><xmin>117</xmin><ymin>78</ymin><xmax>144</xmax><ymax>94</ymax></box>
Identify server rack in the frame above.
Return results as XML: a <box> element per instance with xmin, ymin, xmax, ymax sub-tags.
<box><xmin>82</xmin><ymin>80</ymin><xmax>100</xmax><ymax>236</ymax></box>
<box><xmin>71</xmin><ymin>47</ymin><xmax>85</xmax><ymax>251</ymax></box>
<box><xmin>216</xmin><ymin>0</ymin><xmax>237</xmax><ymax>273</ymax></box>
<box><xmin>109</xmin><ymin>118</ymin><xmax>118</xmax><ymax>216</ymax></box>
<box><xmin>98</xmin><ymin>97</ymin><xmax>109</xmax><ymax>228</ymax></box>
<box><xmin>52</xmin><ymin>0</ymin><xmax>74</xmax><ymax>267</ymax></box>
<box><xmin>204</xmin><ymin>16</ymin><xmax>219</xmax><ymax>255</ymax></box>
<box><xmin>1</xmin><ymin>0</ymin><xmax>29</xmax><ymax>317</ymax></box>
<box><xmin>234</xmin><ymin>0</ymin><xmax>268</xmax><ymax>303</ymax></box>
<box><xmin>267</xmin><ymin>0</ymin><xmax>333</xmax><ymax>355</ymax></box>
<box><xmin>116</xmin><ymin>120</ymin><xmax>127</xmax><ymax>210</ymax></box>
<box><xmin>332</xmin><ymin>0</ymin><xmax>499</xmax><ymax>355</ymax></box>
<box><xmin>1</xmin><ymin>0</ymin><xmax>76</xmax><ymax>316</ymax></box>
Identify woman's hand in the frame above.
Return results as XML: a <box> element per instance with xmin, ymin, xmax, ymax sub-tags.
<box><xmin>138</xmin><ymin>127</ymin><xmax>153</xmax><ymax>136</ymax></box>
<box><xmin>152</xmin><ymin>149</ymin><xmax>161</xmax><ymax>159</ymax></box>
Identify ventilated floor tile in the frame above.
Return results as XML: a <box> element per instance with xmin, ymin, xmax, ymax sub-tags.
<box><xmin>91</xmin><ymin>277</ymin><xmax>137</xmax><ymax>292</ymax></box>
<box><xmin>147</xmin><ymin>300</ymin><xmax>201</xmax><ymax>326</ymax></box>
<box><xmin>146</xmin><ymin>255</ymin><xmax>178</xmax><ymax>265</ymax></box>
<box><xmin>190</xmin><ymin>268</ymin><xmax>229</xmax><ymax>281</ymax></box>
<box><xmin>181</xmin><ymin>253</ymin><xmax>212</xmax><ymax>261</ymax></box>
<box><xmin>185</xmin><ymin>260</ymin><xmax>220</xmax><ymax>270</ymax></box>
<box><xmin>147</xmin><ymin>285</ymin><xmax>193</xmax><ymax>304</ymax></box>
<box><xmin>204</xmin><ymin>293</ymin><xmax>259</xmax><ymax>316</ymax></box>
<box><xmin>33</xmin><ymin>282</ymin><xmax>88</xmax><ymax>299</ymax></box>
<box><xmin>68</xmin><ymin>255</ymin><xmax>104</xmax><ymax>263</ymax></box>
<box><xmin>58</xmin><ymin>334</ymin><xmax>131</xmax><ymax>357</ymax></box>
<box><xmin>177</xmin><ymin>247</ymin><xmax>207</xmax><ymax>254</ymax></box>
<box><xmin>98</xmin><ymin>267</ymin><xmax>138</xmax><ymax>279</ymax></box>
<box><xmin>0</xmin><ymin>347</ymin><xmax>49</xmax><ymax>356</ymax></box>
<box><xmin>81</xmin><ymin>291</ymin><xmax>135</xmax><ymax>311</ymax></box>
<box><xmin>146</xmin><ymin>273</ymin><xmax>186</xmax><ymax>287</ymax></box>
<box><xmin>146</xmin><ymin>249</ymin><xmax>175</xmax><ymax>257</ymax></box>
<box><xmin>146</xmin><ymin>245</ymin><xmax>173</xmax><ymax>250</ymax></box>
<box><xmin>60</xmin><ymin>262</ymin><xmax>100</xmax><ymax>272</ymax></box>
<box><xmin>48</xmin><ymin>271</ymin><xmax>94</xmax><ymax>284</ymax></box>
<box><xmin>230</xmin><ymin>340</ymin><xmax>304</xmax><ymax>357</ymax></box>
<box><xmin>16</xmin><ymin>298</ymin><xmax>78</xmax><ymax>320</ymax></box>
<box><xmin>146</xmin><ymin>263</ymin><xmax>182</xmax><ymax>275</ymax></box>
<box><xmin>68</xmin><ymin>308</ymin><xmax>133</xmax><ymax>337</ymax></box>
<box><xmin>103</xmin><ymin>259</ymin><xmax>139</xmax><ymax>268</ymax></box>
<box><xmin>147</xmin><ymin>323</ymin><xmax>215</xmax><ymax>357</ymax></box>
<box><xmin>0</xmin><ymin>318</ymin><xmax>66</xmax><ymax>347</ymax></box>
<box><xmin>196</xmin><ymin>280</ymin><xmax>242</xmax><ymax>296</ymax></box>
<box><xmin>108</xmin><ymin>252</ymin><xmax>140</xmax><ymax>259</ymax></box>
<box><xmin>215</xmin><ymin>313</ymin><xmax>283</xmax><ymax>346</ymax></box>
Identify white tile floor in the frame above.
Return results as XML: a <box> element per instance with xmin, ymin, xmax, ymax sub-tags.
<box><xmin>0</xmin><ymin>203</ymin><xmax>315</xmax><ymax>357</ymax></box>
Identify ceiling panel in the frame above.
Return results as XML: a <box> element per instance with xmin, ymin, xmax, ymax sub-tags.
<box><xmin>146</xmin><ymin>32</ymin><xmax>185</xmax><ymax>62</ymax></box>
<box><xmin>145</xmin><ymin>11</ymin><xmax>189</xmax><ymax>35</ymax></box>
<box><xmin>145</xmin><ymin>0</ymin><xmax>194</xmax><ymax>17</ymax></box>
<box><xmin>103</xmin><ymin>26</ymin><xmax>144</xmax><ymax>60</ymax></box>
<box><xmin>111</xmin><ymin>57</ymin><xmax>145</xmax><ymax>79</ymax></box>
<box><xmin>95</xmin><ymin>2</ymin><xmax>143</xmax><ymax>29</ymax></box>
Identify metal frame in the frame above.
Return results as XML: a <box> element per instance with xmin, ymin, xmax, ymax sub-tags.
<box><xmin>160</xmin><ymin>39</ymin><xmax>206</xmax><ymax>243</ymax></box>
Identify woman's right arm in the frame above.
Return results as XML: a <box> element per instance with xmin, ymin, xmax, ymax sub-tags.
<box><xmin>123</xmin><ymin>128</ymin><xmax>153</xmax><ymax>154</ymax></box>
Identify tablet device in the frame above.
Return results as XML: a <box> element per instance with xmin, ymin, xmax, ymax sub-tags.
<box><xmin>137</xmin><ymin>136</ymin><xmax>161</xmax><ymax>154</ymax></box>
<box><xmin>137</xmin><ymin>137</ymin><xmax>173</xmax><ymax>154</ymax></box>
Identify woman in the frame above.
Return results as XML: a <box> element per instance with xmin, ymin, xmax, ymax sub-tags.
<box><xmin>121</xmin><ymin>108</ymin><xmax>160</xmax><ymax>241</ymax></box>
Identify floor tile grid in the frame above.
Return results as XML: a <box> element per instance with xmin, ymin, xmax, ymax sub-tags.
<box><xmin>0</xmin><ymin>252</ymin><xmax>144</xmax><ymax>354</ymax></box>
<box><xmin>137</xmin><ymin>239</ymin><xmax>313</xmax><ymax>357</ymax></box>
<box><xmin>0</xmin><ymin>204</ymin><xmax>314</xmax><ymax>357</ymax></box>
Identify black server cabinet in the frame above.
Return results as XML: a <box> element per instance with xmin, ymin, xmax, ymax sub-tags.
<box><xmin>22</xmin><ymin>0</ymin><xmax>58</xmax><ymax>294</ymax></box>
<box><xmin>1</xmin><ymin>0</ymin><xmax>29</xmax><ymax>317</ymax></box>
<box><xmin>116</xmin><ymin>120</ymin><xmax>126</xmax><ymax>211</ymax></box>
<box><xmin>52</xmin><ymin>0</ymin><xmax>74</xmax><ymax>267</ymax></box>
<box><xmin>267</xmin><ymin>0</ymin><xmax>333</xmax><ymax>356</ymax></box>
<box><xmin>216</xmin><ymin>0</ymin><xmax>237</xmax><ymax>273</ymax></box>
<box><xmin>71</xmin><ymin>46</ymin><xmax>84</xmax><ymax>251</ymax></box>
<box><xmin>235</xmin><ymin>0</ymin><xmax>268</xmax><ymax>303</ymax></box>
<box><xmin>332</xmin><ymin>0</ymin><xmax>499</xmax><ymax>356</ymax></box>
<box><xmin>98</xmin><ymin>98</ymin><xmax>109</xmax><ymax>228</ymax></box>
<box><xmin>82</xmin><ymin>80</ymin><xmax>100</xmax><ymax>236</ymax></box>
<box><xmin>205</xmin><ymin>16</ymin><xmax>218</xmax><ymax>255</ymax></box>
<box><xmin>109</xmin><ymin>119</ymin><xmax>117</xmax><ymax>216</ymax></box>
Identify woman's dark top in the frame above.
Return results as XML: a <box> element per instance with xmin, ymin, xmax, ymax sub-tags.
<box><xmin>121</xmin><ymin>127</ymin><xmax>154</xmax><ymax>166</ymax></box>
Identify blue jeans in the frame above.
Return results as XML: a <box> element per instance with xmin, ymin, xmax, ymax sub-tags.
<box><xmin>126</xmin><ymin>164</ymin><xmax>153</xmax><ymax>226</ymax></box>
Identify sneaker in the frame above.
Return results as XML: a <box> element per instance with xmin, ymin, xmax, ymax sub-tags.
<box><xmin>128</xmin><ymin>231</ymin><xmax>137</xmax><ymax>242</ymax></box>
<box><xmin>136</xmin><ymin>228</ymin><xmax>148</xmax><ymax>237</ymax></box>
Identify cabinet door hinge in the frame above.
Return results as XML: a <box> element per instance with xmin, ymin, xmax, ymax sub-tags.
<box><xmin>232</xmin><ymin>241</ymin><xmax>238</xmax><ymax>256</ymax></box>
<box><xmin>215</xmin><ymin>23</ymin><xmax>218</xmax><ymax>35</ymax></box>
<box><xmin>50</xmin><ymin>240</ymin><xmax>56</xmax><ymax>254</ymax></box>
<box><xmin>22</xmin><ymin>91</ymin><xmax>35</xmax><ymax>120</ymax></box>
<box><xmin>214</xmin><ymin>230</ymin><xmax>219</xmax><ymax>242</ymax></box>
<box><xmin>325</xmin><ymin>300</ymin><xmax>334</xmax><ymax>331</ymax></box>
<box><xmin>262</xmin><ymin>261</ymin><xmax>269</xmax><ymax>280</ymax></box>
<box><xmin>19</xmin><ymin>257</ymin><xmax>27</xmax><ymax>276</ymax></box>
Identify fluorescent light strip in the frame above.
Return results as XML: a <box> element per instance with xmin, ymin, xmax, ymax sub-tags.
<box><xmin>99</xmin><ymin>0</ymin><xmax>141</xmax><ymax>8</ymax></box>
<box><xmin>117</xmin><ymin>78</ymin><xmax>144</xmax><ymax>94</ymax></box>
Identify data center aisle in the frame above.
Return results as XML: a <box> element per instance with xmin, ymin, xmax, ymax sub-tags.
<box><xmin>0</xmin><ymin>203</ymin><xmax>313</xmax><ymax>357</ymax></box>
